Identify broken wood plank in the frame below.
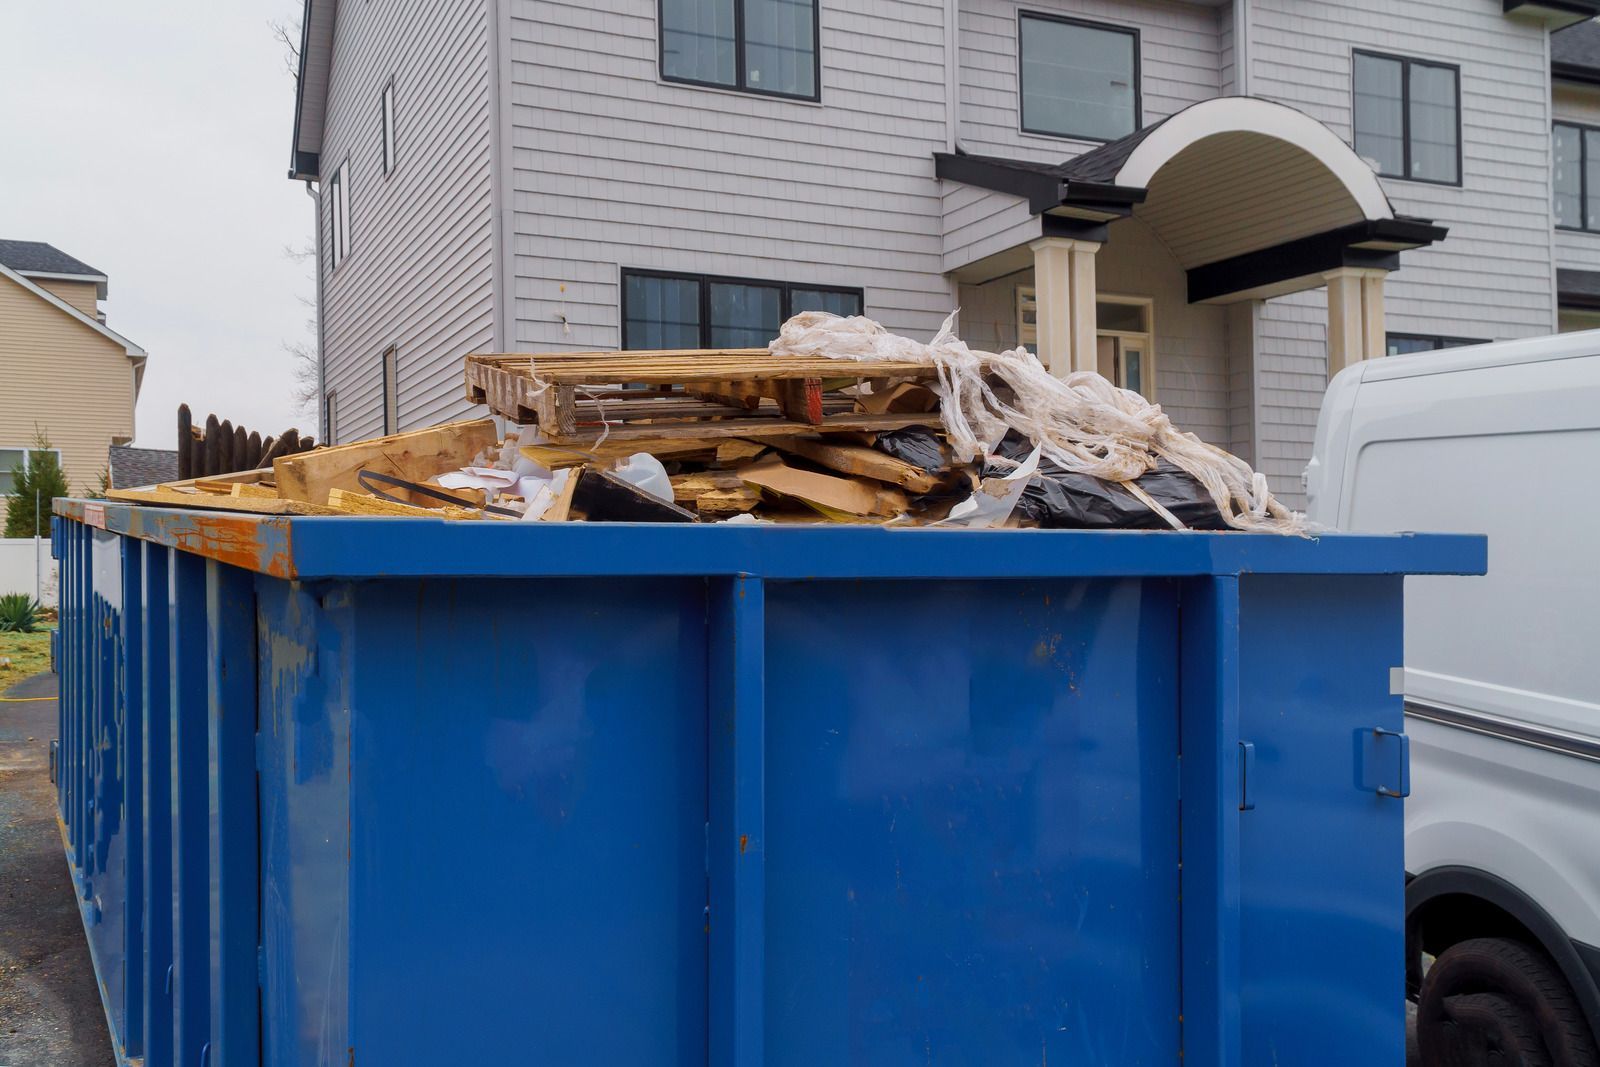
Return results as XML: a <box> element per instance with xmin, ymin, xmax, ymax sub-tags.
<box><xmin>273</xmin><ymin>418</ymin><xmax>498</xmax><ymax>505</ymax></box>
<box><xmin>229</xmin><ymin>483</ymin><xmax>280</xmax><ymax>500</ymax></box>
<box><xmin>539</xmin><ymin>468</ymin><xmax>581</xmax><ymax>522</ymax></box>
<box><xmin>326</xmin><ymin>488</ymin><xmax>481</xmax><ymax>520</ymax></box>
<box><xmin>106</xmin><ymin>485</ymin><xmax>338</xmax><ymax>515</ymax></box>
<box><xmin>738</xmin><ymin>453</ymin><xmax>908</xmax><ymax>519</ymax></box>
<box><xmin>715</xmin><ymin>439</ymin><xmax>769</xmax><ymax>464</ymax></box>
<box><xmin>768</xmin><ymin>436</ymin><xmax>941</xmax><ymax>494</ymax></box>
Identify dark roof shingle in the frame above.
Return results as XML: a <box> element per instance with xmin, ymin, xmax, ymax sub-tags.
<box><xmin>0</xmin><ymin>239</ymin><xmax>104</xmax><ymax>279</ymax></box>
<box><xmin>108</xmin><ymin>446</ymin><xmax>180</xmax><ymax>489</ymax></box>
<box><xmin>1553</xmin><ymin>19</ymin><xmax>1600</xmax><ymax>80</ymax></box>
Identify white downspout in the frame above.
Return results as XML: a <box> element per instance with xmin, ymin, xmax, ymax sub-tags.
<box><xmin>304</xmin><ymin>179</ymin><xmax>326</xmax><ymax>440</ymax></box>
<box><xmin>1233</xmin><ymin>0</ymin><xmax>1250</xmax><ymax>96</ymax></box>
<box><xmin>946</xmin><ymin>0</ymin><xmax>960</xmax><ymax>152</ymax></box>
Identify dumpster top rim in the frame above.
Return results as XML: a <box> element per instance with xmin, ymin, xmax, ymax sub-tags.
<box><xmin>53</xmin><ymin>498</ymin><xmax>1488</xmax><ymax>582</ymax></box>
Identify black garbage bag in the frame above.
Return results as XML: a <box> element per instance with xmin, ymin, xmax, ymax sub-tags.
<box><xmin>872</xmin><ymin>426</ymin><xmax>949</xmax><ymax>473</ymax></box>
<box><xmin>988</xmin><ymin>431</ymin><xmax>1227</xmax><ymax>530</ymax></box>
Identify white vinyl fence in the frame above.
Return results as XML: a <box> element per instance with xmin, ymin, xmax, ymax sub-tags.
<box><xmin>0</xmin><ymin>537</ymin><xmax>56</xmax><ymax>607</ymax></box>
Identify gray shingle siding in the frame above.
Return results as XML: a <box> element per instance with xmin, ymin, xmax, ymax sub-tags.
<box><xmin>318</xmin><ymin>0</ymin><xmax>496</xmax><ymax>442</ymax></box>
<box><xmin>507</xmin><ymin>0</ymin><xmax>956</xmax><ymax>352</ymax></box>
<box><xmin>1247</xmin><ymin>0</ymin><xmax>1557</xmax><ymax>507</ymax></box>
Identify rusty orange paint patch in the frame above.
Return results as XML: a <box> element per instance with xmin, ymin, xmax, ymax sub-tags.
<box><xmin>739</xmin><ymin>833</ymin><xmax>749</xmax><ymax>855</ymax></box>
<box><xmin>164</xmin><ymin>515</ymin><xmax>294</xmax><ymax>577</ymax></box>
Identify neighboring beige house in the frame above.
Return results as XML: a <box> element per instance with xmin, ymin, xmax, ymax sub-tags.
<box><xmin>0</xmin><ymin>240</ymin><xmax>146</xmax><ymax>497</ymax></box>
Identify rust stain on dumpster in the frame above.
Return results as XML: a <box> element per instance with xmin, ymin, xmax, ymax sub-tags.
<box><xmin>125</xmin><ymin>510</ymin><xmax>296</xmax><ymax>577</ymax></box>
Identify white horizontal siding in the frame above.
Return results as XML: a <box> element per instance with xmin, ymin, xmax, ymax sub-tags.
<box><xmin>959</xmin><ymin>0</ymin><xmax>1221</xmax><ymax>162</ymax></box>
<box><xmin>509</xmin><ymin>0</ymin><xmax>956</xmax><ymax>352</ymax></box>
<box><xmin>1249</xmin><ymin>0</ymin><xmax>1557</xmax><ymax>507</ymax></box>
<box><xmin>318</xmin><ymin>0</ymin><xmax>495</xmax><ymax>443</ymax></box>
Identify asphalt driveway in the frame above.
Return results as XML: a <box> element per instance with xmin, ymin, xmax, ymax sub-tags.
<box><xmin>0</xmin><ymin>672</ymin><xmax>114</xmax><ymax>1066</ymax></box>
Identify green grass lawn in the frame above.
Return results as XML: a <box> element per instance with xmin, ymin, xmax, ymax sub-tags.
<box><xmin>0</xmin><ymin>628</ymin><xmax>53</xmax><ymax>686</ymax></box>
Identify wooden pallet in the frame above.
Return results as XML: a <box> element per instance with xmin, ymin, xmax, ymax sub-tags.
<box><xmin>464</xmin><ymin>349</ymin><xmax>959</xmax><ymax>443</ymax></box>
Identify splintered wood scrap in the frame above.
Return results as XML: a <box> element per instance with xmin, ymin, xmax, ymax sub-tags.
<box><xmin>105</xmin><ymin>485</ymin><xmax>338</xmax><ymax>516</ymax></box>
<box><xmin>325</xmin><ymin>489</ymin><xmax>481</xmax><ymax>520</ymax></box>
<box><xmin>229</xmin><ymin>482</ymin><xmax>280</xmax><ymax>500</ymax></box>
<box><xmin>669</xmin><ymin>472</ymin><xmax>761</xmax><ymax>516</ymax></box>
<box><xmin>738</xmin><ymin>453</ymin><xmax>909</xmax><ymax>519</ymax></box>
<box><xmin>716</xmin><ymin>439</ymin><xmax>768</xmax><ymax>464</ymax></box>
<box><xmin>767</xmin><ymin>436</ymin><xmax>940</xmax><ymax>494</ymax></box>
<box><xmin>274</xmin><ymin>418</ymin><xmax>499</xmax><ymax>505</ymax></box>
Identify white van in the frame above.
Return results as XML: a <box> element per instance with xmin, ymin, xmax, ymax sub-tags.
<box><xmin>1306</xmin><ymin>333</ymin><xmax>1600</xmax><ymax>1065</ymax></box>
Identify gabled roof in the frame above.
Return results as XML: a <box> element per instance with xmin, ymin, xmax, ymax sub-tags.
<box><xmin>108</xmin><ymin>446</ymin><xmax>180</xmax><ymax>489</ymax></box>
<box><xmin>1553</xmin><ymin>18</ymin><xmax>1600</xmax><ymax>84</ymax></box>
<box><xmin>287</xmin><ymin>0</ymin><xmax>336</xmax><ymax>180</ymax></box>
<box><xmin>0</xmin><ymin>261</ymin><xmax>146</xmax><ymax>382</ymax></box>
<box><xmin>0</xmin><ymin>238</ymin><xmax>109</xmax><ymax>299</ymax></box>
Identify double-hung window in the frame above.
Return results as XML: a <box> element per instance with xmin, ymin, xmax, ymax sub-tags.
<box><xmin>622</xmin><ymin>270</ymin><xmax>862</xmax><ymax>349</ymax></box>
<box><xmin>1018</xmin><ymin>12</ymin><xmax>1139</xmax><ymax>142</ymax></box>
<box><xmin>1554</xmin><ymin>122</ymin><xmax>1600</xmax><ymax>232</ymax></box>
<box><xmin>1353</xmin><ymin>51</ymin><xmax>1460</xmax><ymax>185</ymax></box>
<box><xmin>329</xmin><ymin>159</ymin><xmax>351</xmax><ymax>269</ymax></box>
<box><xmin>0</xmin><ymin>446</ymin><xmax>63</xmax><ymax>497</ymax></box>
<box><xmin>660</xmin><ymin>0</ymin><xmax>819</xmax><ymax>100</ymax></box>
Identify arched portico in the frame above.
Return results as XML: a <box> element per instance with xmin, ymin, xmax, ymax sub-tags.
<box><xmin>936</xmin><ymin>97</ymin><xmax>1446</xmax><ymax>382</ymax></box>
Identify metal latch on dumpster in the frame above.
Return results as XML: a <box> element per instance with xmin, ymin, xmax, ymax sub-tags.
<box><xmin>1359</xmin><ymin>728</ymin><xmax>1410</xmax><ymax>798</ymax></box>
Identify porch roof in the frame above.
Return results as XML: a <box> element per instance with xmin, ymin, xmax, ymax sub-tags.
<box><xmin>935</xmin><ymin>97</ymin><xmax>1448</xmax><ymax>303</ymax></box>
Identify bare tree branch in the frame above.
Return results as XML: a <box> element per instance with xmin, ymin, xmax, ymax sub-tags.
<box><xmin>269</xmin><ymin>15</ymin><xmax>302</xmax><ymax>81</ymax></box>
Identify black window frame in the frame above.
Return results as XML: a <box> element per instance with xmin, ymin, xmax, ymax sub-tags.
<box><xmin>1385</xmin><ymin>332</ymin><xmax>1488</xmax><ymax>356</ymax></box>
<box><xmin>1016</xmin><ymin>10</ymin><xmax>1142</xmax><ymax>143</ymax></box>
<box><xmin>1351</xmin><ymin>49</ymin><xmax>1462</xmax><ymax>188</ymax></box>
<box><xmin>1553</xmin><ymin>120</ymin><xmax>1600</xmax><ymax>234</ymax></box>
<box><xmin>380</xmin><ymin>344</ymin><xmax>398</xmax><ymax>434</ymax></box>
<box><xmin>621</xmin><ymin>268</ymin><xmax>863</xmax><ymax>349</ymax></box>
<box><xmin>657</xmin><ymin>0</ymin><xmax>822</xmax><ymax>103</ymax></box>
<box><xmin>380</xmin><ymin>77</ymin><xmax>396</xmax><ymax>177</ymax></box>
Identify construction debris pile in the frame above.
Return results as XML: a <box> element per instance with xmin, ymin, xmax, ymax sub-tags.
<box><xmin>108</xmin><ymin>314</ymin><xmax>1304</xmax><ymax>533</ymax></box>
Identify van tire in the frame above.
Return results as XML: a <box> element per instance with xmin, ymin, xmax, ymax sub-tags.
<box><xmin>1417</xmin><ymin>937</ymin><xmax>1600</xmax><ymax>1067</ymax></box>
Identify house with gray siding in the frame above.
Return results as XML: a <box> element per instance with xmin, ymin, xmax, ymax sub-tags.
<box><xmin>288</xmin><ymin>0</ymin><xmax>1600</xmax><ymax>507</ymax></box>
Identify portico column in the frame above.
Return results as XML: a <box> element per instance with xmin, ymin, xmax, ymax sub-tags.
<box><xmin>1324</xmin><ymin>266</ymin><xmax>1388</xmax><ymax>380</ymax></box>
<box><xmin>1030</xmin><ymin>236</ymin><xmax>1101</xmax><ymax>376</ymax></box>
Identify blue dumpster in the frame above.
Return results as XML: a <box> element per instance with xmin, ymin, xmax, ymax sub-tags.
<box><xmin>50</xmin><ymin>499</ymin><xmax>1484</xmax><ymax>1067</ymax></box>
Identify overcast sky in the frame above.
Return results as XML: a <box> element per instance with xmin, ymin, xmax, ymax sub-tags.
<box><xmin>2</xmin><ymin>1</ymin><xmax>312</xmax><ymax>450</ymax></box>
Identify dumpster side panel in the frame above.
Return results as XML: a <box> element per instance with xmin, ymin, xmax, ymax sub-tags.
<box><xmin>343</xmin><ymin>577</ymin><xmax>710</xmax><ymax>1066</ymax></box>
<box><xmin>141</xmin><ymin>543</ymin><xmax>175</xmax><ymax>1067</ymax></box>
<box><xmin>1237</xmin><ymin>574</ymin><xmax>1407</xmax><ymax>1065</ymax></box>
<box><xmin>761</xmin><ymin>578</ymin><xmax>1182</xmax><ymax>1067</ymax></box>
<box><xmin>257</xmin><ymin>579</ymin><xmax>352</xmax><ymax>1067</ymax></box>
<box><xmin>258</xmin><ymin>578</ymin><xmax>353</xmax><ymax>1067</ymax></box>
<box><xmin>169</xmin><ymin>549</ymin><xmax>212</xmax><ymax>1065</ymax></box>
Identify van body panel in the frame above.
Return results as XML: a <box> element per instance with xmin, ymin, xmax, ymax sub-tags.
<box><xmin>1308</xmin><ymin>333</ymin><xmax>1600</xmax><ymax>957</ymax></box>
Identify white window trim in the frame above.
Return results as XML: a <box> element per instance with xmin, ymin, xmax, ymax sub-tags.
<box><xmin>1017</xmin><ymin>289</ymin><xmax>1156</xmax><ymax>397</ymax></box>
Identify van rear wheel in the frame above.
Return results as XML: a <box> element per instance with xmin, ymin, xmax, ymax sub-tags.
<box><xmin>1417</xmin><ymin>937</ymin><xmax>1600</xmax><ymax>1067</ymax></box>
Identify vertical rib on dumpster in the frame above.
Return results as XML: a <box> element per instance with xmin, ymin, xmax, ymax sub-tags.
<box><xmin>1179</xmin><ymin>576</ymin><xmax>1244</xmax><ymax>1067</ymax></box>
<box><xmin>142</xmin><ymin>545</ymin><xmax>175</xmax><ymax>1067</ymax></box>
<box><xmin>169</xmin><ymin>549</ymin><xmax>211</xmax><ymax>1065</ymax></box>
<box><xmin>120</xmin><ymin>538</ymin><xmax>146</xmax><ymax>1058</ymax></box>
<box><xmin>708</xmin><ymin>575</ymin><xmax>766</xmax><ymax>1067</ymax></box>
<box><xmin>207</xmin><ymin>559</ymin><xmax>261</xmax><ymax>1066</ymax></box>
